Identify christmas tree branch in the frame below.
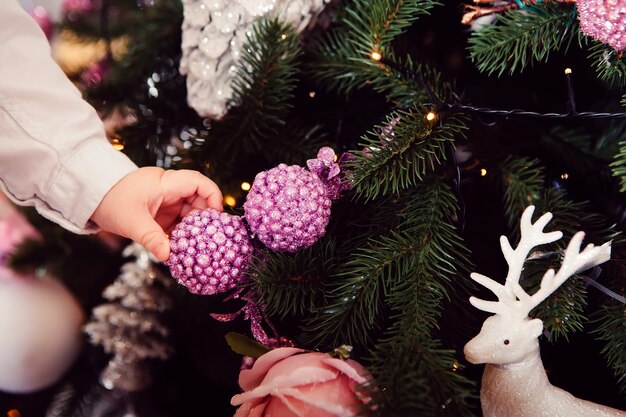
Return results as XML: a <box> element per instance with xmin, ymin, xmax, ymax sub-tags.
<box><xmin>367</xmin><ymin>179</ymin><xmax>474</xmax><ymax>415</ymax></box>
<box><xmin>467</xmin><ymin>4</ymin><xmax>577</xmax><ymax>76</ymax></box>
<box><xmin>589</xmin><ymin>42</ymin><xmax>626</xmax><ymax>88</ymax></box>
<box><xmin>312</xmin><ymin>0</ymin><xmax>443</xmax><ymax>104</ymax></box>
<box><xmin>493</xmin><ymin>156</ymin><xmax>545</xmax><ymax>230</ymax></box>
<box><xmin>250</xmin><ymin>242</ymin><xmax>335</xmax><ymax>319</ymax></box>
<box><xmin>591</xmin><ymin>299</ymin><xmax>626</xmax><ymax>392</ymax></box>
<box><xmin>369</xmin><ymin>341</ymin><xmax>476</xmax><ymax>416</ymax></box>
<box><xmin>347</xmin><ymin>107</ymin><xmax>468</xmax><ymax>201</ymax></box>
<box><xmin>610</xmin><ymin>140</ymin><xmax>626</xmax><ymax>191</ymax></box>
<box><xmin>224</xmin><ymin>18</ymin><xmax>301</xmax><ymax>148</ymax></box>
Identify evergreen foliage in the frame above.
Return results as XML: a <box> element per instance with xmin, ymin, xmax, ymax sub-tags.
<box><xmin>493</xmin><ymin>155</ymin><xmax>544</xmax><ymax>230</ymax></box>
<box><xmin>312</xmin><ymin>0</ymin><xmax>447</xmax><ymax>105</ymax></box>
<box><xmin>9</xmin><ymin>1</ymin><xmax>626</xmax><ymax>415</ymax></box>
<box><xmin>611</xmin><ymin>140</ymin><xmax>626</xmax><ymax>191</ymax></box>
<box><xmin>250</xmin><ymin>241</ymin><xmax>335</xmax><ymax>319</ymax></box>
<box><xmin>592</xmin><ymin>300</ymin><xmax>626</xmax><ymax>391</ymax></box>
<box><xmin>347</xmin><ymin>108</ymin><xmax>468</xmax><ymax>201</ymax></box>
<box><xmin>367</xmin><ymin>179</ymin><xmax>474</xmax><ymax>416</ymax></box>
<box><xmin>210</xmin><ymin>19</ymin><xmax>302</xmax><ymax>152</ymax></box>
<box><xmin>467</xmin><ymin>4</ymin><xmax>578</xmax><ymax>76</ymax></box>
<box><xmin>589</xmin><ymin>42</ymin><xmax>626</xmax><ymax>88</ymax></box>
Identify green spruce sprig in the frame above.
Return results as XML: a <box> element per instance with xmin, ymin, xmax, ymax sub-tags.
<box><xmin>367</xmin><ymin>178</ymin><xmax>474</xmax><ymax>416</ymax></box>
<box><xmin>589</xmin><ymin>42</ymin><xmax>626</xmax><ymax>88</ymax></box>
<box><xmin>249</xmin><ymin>241</ymin><xmax>336</xmax><ymax>320</ymax></box>
<box><xmin>303</xmin><ymin>178</ymin><xmax>470</xmax><ymax>347</ymax></box>
<box><xmin>467</xmin><ymin>4</ymin><xmax>577</xmax><ymax>76</ymax></box>
<box><xmin>312</xmin><ymin>0</ymin><xmax>443</xmax><ymax>105</ymax></box>
<box><xmin>225</xmin><ymin>18</ymin><xmax>301</xmax><ymax>148</ymax></box>
<box><xmin>610</xmin><ymin>140</ymin><xmax>626</xmax><ymax>191</ymax></box>
<box><xmin>591</xmin><ymin>300</ymin><xmax>626</xmax><ymax>392</ymax></box>
<box><xmin>347</xmin><ymin>108</ymin><xmax>468</xmax><ymax>201</ymax></box>
<box><xmin>493</xmin><ymin>155</ymin><xmax>545</xmax><ymax>230</ymax></box>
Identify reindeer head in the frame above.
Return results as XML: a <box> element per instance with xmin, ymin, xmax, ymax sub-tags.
<box><xmin>463</xmin><ymin>206</ymin><xmax>611</xmax><ymax>366</ymax></box>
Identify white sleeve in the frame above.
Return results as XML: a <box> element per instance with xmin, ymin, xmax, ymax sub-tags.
<box><xmin>0</xmin><ymin>0</ymin><xmax>138</xmax><ymax>234</ymax></box>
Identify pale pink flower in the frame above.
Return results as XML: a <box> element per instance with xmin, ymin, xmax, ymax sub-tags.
<box><xmin>231</xmin><ymin>347</ymin><xmax>373</xmax><ymax>417</ymax></box>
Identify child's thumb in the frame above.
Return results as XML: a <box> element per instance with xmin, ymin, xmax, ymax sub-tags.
<box><xmin>131</xmin><ymin>215</ymin><xmax>170</xmax><ymax>262</ymax></box>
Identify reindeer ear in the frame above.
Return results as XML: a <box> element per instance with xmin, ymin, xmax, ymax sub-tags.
<box><xmin>527</xmin><ymin>319</ymin><xmax>544</xmax><ymax>338</ymax></box>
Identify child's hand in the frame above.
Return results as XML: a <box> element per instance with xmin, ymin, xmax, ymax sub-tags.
<box><xmin>91</xmin><ymin>167</ymin><xmax>223</xmax><ymax>262</ymax></box>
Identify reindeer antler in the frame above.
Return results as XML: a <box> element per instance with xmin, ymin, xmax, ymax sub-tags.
<box><xmin>469</xmin><ymin>205</ymin><xmax>612</xmax><ymax>319</ymax></box>
<box><xmin>512</xmin><ymin>231</ymin><xmax>611</xmax><ymax>316</ymax></box>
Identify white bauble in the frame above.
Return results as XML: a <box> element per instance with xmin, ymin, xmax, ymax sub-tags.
<box><xmin>180</xmin><ymin>0</ymin><xmax>331</xmax><ymax>119</ymax></box>
<box><xmin>0</xmin><ymin>270</ymin><xmax>84</xmax><ymax>393</ymax></box>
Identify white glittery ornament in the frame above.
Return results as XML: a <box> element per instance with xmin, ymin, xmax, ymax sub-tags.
<box><xmin>464</xmin><ymin>206</ymin><xmax>625</xmax><ymax>417</ymax></box>
<box><xmin>180</xmin><ymin>0</ymin><xmax>331</xmax><ymax>119</ymax></box>
<box><xmin>0</xmin><ymin>271</ymin><xmax>84</xmax><ymax>393</ymax></box>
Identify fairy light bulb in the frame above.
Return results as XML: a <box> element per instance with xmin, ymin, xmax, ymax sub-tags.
<box><xmin>224</xmin><ymin>195</ymin><xmax>236</xmax><ymax>207</ymax></box>
<box><xmin>241</xmin><ymin>182</ymin><xmax>251</xmax><ymax>191</ymax></box>
<box><xmin>480</xmin><ymin>168</ymin><xmax>487</xmax><ymax>177</ymax></box>
<box><xmin>426</xmin><ymin>111</ymin><xmax>437</xmax><ymax>122</ymax></box>
<box><xmin>370</xmin><ymin>50</ymin><xmax>382</xmax><ymax>62</ymax></box>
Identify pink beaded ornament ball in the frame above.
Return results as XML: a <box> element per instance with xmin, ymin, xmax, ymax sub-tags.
<box><xmin>244</xmin><ymin>147</ymin><xmax>352</xmax><ymax>253</ymax></box>
<box><xmin>577</xmin><ymin>0</ymin><xmax>626</xmax><ymax>51</ymax></box>
<box><xmin>167</xmin><ymin>209</ymin><xmax>254</xmax><ymax>295</ymax></box>
<box><xmin>244</xmin><ymin>164</ymin><xmax>332</xmax><ymax>252</ymax></box>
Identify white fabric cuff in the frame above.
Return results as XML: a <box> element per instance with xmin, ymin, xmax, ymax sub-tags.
<box><xmin>45</xmin><ymin>140</ymin><xmax>137</xmax><ymax>234</ymax></box>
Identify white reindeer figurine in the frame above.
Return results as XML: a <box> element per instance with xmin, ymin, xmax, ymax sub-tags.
<box><xmin>464</xmin><ymin>205</ymin><xmax>625</xmax><ymax>417</ymax></box>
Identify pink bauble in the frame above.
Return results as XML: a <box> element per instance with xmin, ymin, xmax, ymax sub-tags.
<box><xmin>244</xmin><ymin>164</ymin><xmax>332</xmax><ymax>252</ymax></box>
<box><xmin>578</xmin><ymin>0</ymin><xmax>626</xmax><ymax>51</ymax></box>
<box><xmin>167</xmin><ymin>208</ymin><xmax>254</xmax><ymax>295</ymax></box>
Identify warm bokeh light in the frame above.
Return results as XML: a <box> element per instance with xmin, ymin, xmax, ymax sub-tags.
<box><xmin>224</xmin><ymin>195</ymin><xmax>237</xmax><ymax>207</ymax></box>
<box><xmin>111</xmin><ymin>138</ymin><xmax>124</xmax><ymax>151</ymax></box>
<box><xmin>53</xmin><ymin>30</ymin><xmax>127</xmax><ymax>76</ymax></box>
<box><xmin>426</xmin><ymin>111</ymin><xmax>437</xmax><ymax>122</ymax></box>
<box><xmin>564</xmin><ymin>67</ymin><xmax>572</xmax><ymax>75</ymax></box>
<box><xmin>241</xmin><ymin>182</ymin><xmax>251</xmax><ymax>191</ymax></box>
<box><xmin>480</xmin><ymin>168</ymin><xmax>487</xmax><ymax>177</ymax></box>
<box><xmin>370</xmin><ymin>51</ymin><xmax>382</xmax><ymax>61</ymax></box>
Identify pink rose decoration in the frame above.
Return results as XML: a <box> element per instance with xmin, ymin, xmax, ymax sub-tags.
<box><xmin>0</xmin><ymin>209</ymin><xmax>40</xmax><ymax>264</ymax></box>
<box><xmin>231</xmin><ymin>347</ymin><xmax>373</xmax><ymax>417</ymax></box>
<box><xmin>0</xmin><ymin>197</ymin><xmax>41</xmax><ymax>280</ymax></box>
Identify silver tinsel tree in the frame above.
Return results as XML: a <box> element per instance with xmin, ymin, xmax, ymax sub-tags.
<box><xmin>84</xmin><ymin>243</ymin><xmax>174</xmax><ymax>392</ymax></box>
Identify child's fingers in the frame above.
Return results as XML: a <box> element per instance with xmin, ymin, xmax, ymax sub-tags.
<box><xmin>129</xmin><ymin>212</ymin><xmax>169</xmax><ymax>262</ymax></box>
<box><xmin>161</xmin><ymin>170</ymin><xmax>223</xmax><ymax>211</ymax></box>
